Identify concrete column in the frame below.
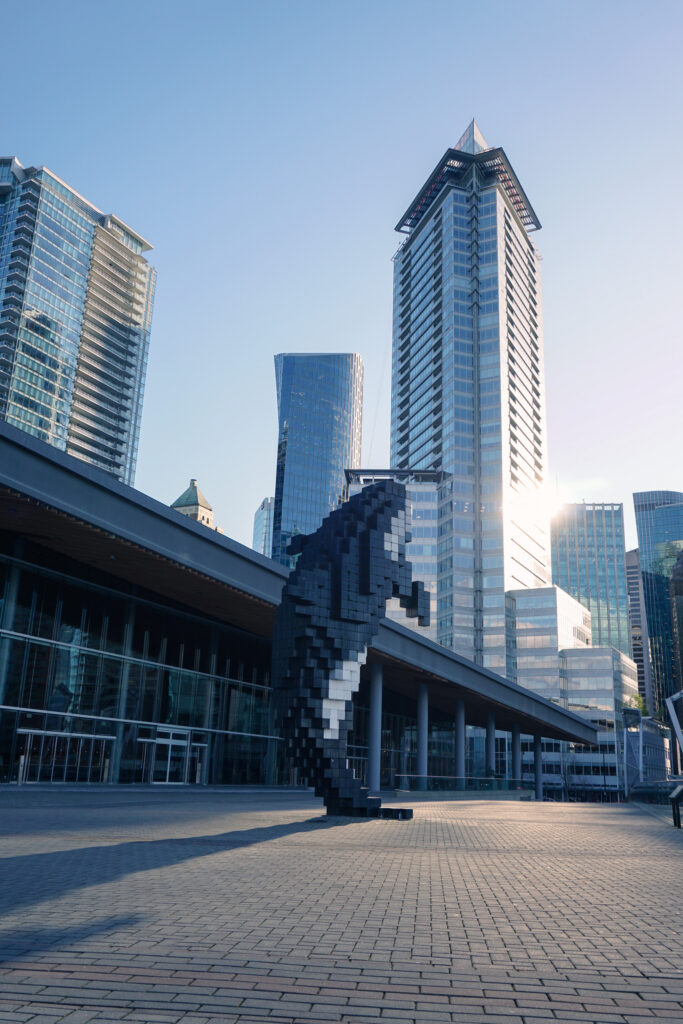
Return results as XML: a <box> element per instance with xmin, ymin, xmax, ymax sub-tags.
<box><xmin>511</xmin><ymin>724</ymin><xmax>521</xmax><ymax>786</ymax></box>
<box><xmin>486</xmin><ymin>710</ymin><xmax>496</xmax><ymax>778</ymax></box>
<box><xmin>111</xmin><ymin>599</ymin><xmax>137</xmax><ymax>784</ymax></box>
<box><xmin>455</xmin><ymin>698</ymin><xmax>466</xmax><ymax>790</ymax></box>
<box><xmin>368</xmin><ymin>663</ymin><xmax>383</xmax><ymax>793</ymax></box>
<box><xmin>417</xmin><ymin>681</ymin><xmax>429</xmax><ymax>791</ymax></box>
<box><xmin>534</xmin><ymin>734</ymin><xmax>543</xmax><ymax>801</ymax></box>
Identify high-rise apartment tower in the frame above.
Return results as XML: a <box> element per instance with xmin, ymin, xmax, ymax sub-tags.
<box><xmin>0</xmin><ymin>157</ymin><xmax>156</xmax><ymax>484</ymax></box>
<box><xmin>390</xmin><ymin>121</ymin><xmax>549</xmax><ymax>669</ymax></box>
<box><xmin>271</xmin><ymin>353</ymin><xmax>363</xmax><ymax>567</ymax></box>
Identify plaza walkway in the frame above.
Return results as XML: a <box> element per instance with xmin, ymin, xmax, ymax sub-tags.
<box><xmin>0</xmin><ymin>788</ymin><xmax>682</xmax><ymax>1024</ymax></box>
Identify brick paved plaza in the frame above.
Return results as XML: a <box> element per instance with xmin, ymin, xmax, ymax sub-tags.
<box><xmin>0</xmin><ymin>789</ymin><xmax>682</xmax><ymax>1024</ymax></box>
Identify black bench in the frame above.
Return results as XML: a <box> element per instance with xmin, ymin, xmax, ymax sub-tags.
<box><xmin>670</xmin><ymin>784</ymin><xmax>683</xmax><ymax>828</ymax></box>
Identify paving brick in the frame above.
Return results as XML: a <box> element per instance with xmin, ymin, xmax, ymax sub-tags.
<box><xmin>0</xmin><ymin>790</ymin><xmax>682</xmax><ymax>1024</ymax></box>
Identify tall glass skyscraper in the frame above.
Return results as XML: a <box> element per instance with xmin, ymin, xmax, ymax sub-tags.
<box><xmin>625</xmin><ymin>548</ymin><xmax>654</xmax><ymax>711</ymax></box>
<box><xmin>551</xmin><ymin>503</ymin><xmax>630</xmax><ymax>655</ymax></box>
<box><xmin>252</xmin><ymin>496</ymin><xmax>275</xmax><ymax>557</ymax></box>
<box><xmin>271</xmin><ymin>353</ymin><xmax>363</xmax><ymax>567</ymax></box>
<box><xmin>634</xmin><ymin>491</ymin><xmax>683</xmax><ymax>713</ymax></box>
<box><xmin>390</xmin><ymin>121</ymin><xmax>549</xmax><ymax>669</ymax></box>
<box><xmin>0</xmin><ymin>157</ymin><xmax>156</xmax><ymax>484</ymax></box>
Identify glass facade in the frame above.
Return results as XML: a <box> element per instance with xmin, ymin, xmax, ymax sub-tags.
<box><xmin>271</xmin><ymin>353</ymin><xmax>363</xmax><ymax>567</ymax></box>
<box><xmin>0</xmin><ymin>530</ymin><xmax>504</xmax><ymax>790</ymax></box>
<box><xmin>390</xmin><ymin>123</ymin><xmax>550</xmax><ymax>670</ymax></box>
<box><xmin>252</xmin><ymin>496</ymin><xmax>274</xmax><ymax>557</ymax></box>
<box><xmin>0</xmin><ymin>536</ymin><xmax>279</xmax><ymax>785</ymax></box>
<box><xmin>0</xmin><ymin>157</ymin><xmax>155</xmax><ymax>485</ymax></box>
<box><xmin>506</xmin><ymin>586</ymin><xmax>591</xmax><ymax>704</ymax></box>
<box><xmin>560</xmin><ymin>647</ymin><xmax>638</xmax><ymax>796</ymax></box>
<box><xmin>625</xmin><ymin>548</ymin><xmax>654</xmax><ymax>711</ymax></box>
<box><xmin>633</xmin><ymin>491</ymin><xmax>683</xmax><ymax>713</ymax></box>
<box><xmin>507</xmin><ymin>585</ymin><xmax>640</xmax><ymax>797</ymax></box>
<box><xmin>551</xmin><ymin>503</ymin><xmax>630</xmax><ymax>655</ymax></box>
<box><xmin>671</xmin><ymin>549</ymin><xmax>683</xmax><ymax>701</ymax></box>
<box><xmin>345</xmin><ymin>469</ymin><xmax>445</xmax><ymax>642</ymax></box>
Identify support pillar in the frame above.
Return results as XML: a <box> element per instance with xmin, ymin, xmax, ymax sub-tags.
<box><xmin>534</xmin><ymin>734</ymin><xmax>543</xmax><ymax>801</ymax></box>
<box><xmin>455</xmin><ymin>698</ymin><xmax>466</xmax><ymax>790</ymax></box>
<box><xmin>511</xmin><ymin>724</ymin><xmax>521</xmax><ymax>787</ymax></box>
<box><xmin>486</xmin><ymin>710</ymin><xmax>496</xmax><ymax>778</ymax></box>
<box><xmin>368</xmin><ymin>663</ymin><xmax>383</xmax><ymax>793</ymax></box>
<box><xmin>417</xmin><ymin>681</ymin><xmax>428</xmax><ymax>791</ymax></box>
<box><xmin>111</xmin><ymin>599</ymin><xmax>137</xmax><ymax>785</ymax></box>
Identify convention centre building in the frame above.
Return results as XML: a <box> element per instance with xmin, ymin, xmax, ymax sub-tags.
<box><xmin>0</xmin><ymin>422</ymin><xmax>596</xmax><ymax>790</ymax></box>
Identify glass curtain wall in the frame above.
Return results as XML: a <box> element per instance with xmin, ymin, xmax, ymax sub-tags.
<box><xmin>271</xmin><ymin>353</ymin><xmax>363</xmax><ymax>567</ymax></box>
<box><xmin>634</xmin><ymin>491</ymin><xmax>683</xmax><ymax>713</ymax></box>
<box><xmin>0</xmin><ymin>537</ymin><xmax>280</xmax><ymax>785</ymax></box>
<box><xmin>551</xmin><ymin>503</ymin><xmax>630</xmax><ymax>655</ymax></box>
<box><xmin>0</xmin><ymin>158</ymin><xmax>155</xmax><ymax>485</ymax></box>
<box><xmin>390</xmin><ymin>126</ymin><xmax>550</xmax><ymax>672</ymax></box>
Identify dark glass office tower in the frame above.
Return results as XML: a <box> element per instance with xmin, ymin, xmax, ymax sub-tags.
<box><xmin>390</xmin><ymin>121</ymin><xmax>550</xmax><ymax>669</ymax></box>
<box><xmin>0</xmin><ymin>157</ymin><xmax>156</xmax><ymax>484</ymax></box>
<box><xmin>551</xmin><ymin>503</ymin><xmax>630</xmax><ymax>655</ymax></box>
<box><xmin>625</xmin><ymin>548</ymin><xmax>654</xmax><ymax>712</ymax></box>
<box><xmin>271</xmin><ymin>353</ymin><xmax>363</xmax><ymax>567</ymax></box>
<box><xmin>252</xmin><ymin>497</ymin><xmax>275</xmax><ymax>557</ymax></box>
<box><xmin>634</xmin><ymin>491</ymin><xmax>683</xmax><ymax>713</ymax></box>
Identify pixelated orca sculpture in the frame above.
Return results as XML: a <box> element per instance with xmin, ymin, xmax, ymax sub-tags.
<box><xmin>271</xmin><ymin>480</ymin><xmax>430</xmax><ymax>817</ymax></box>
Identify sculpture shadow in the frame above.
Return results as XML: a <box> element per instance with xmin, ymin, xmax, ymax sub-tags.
<box><xmin>0</xmin><ymin>815</ymin><xmax>366</xmax><ymax>921</ymax></box>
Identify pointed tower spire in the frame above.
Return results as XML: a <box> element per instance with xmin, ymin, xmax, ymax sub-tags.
<box><xmin>455</xmin><ymin>119</ymin><xmax>490</xmax><ymax>155</ymax></box>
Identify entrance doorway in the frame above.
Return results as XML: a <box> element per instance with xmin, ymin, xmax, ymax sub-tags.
<box><xmin>137</xmin><ymin>727</ymin><xmax>208</xmax><ymax>784</ymax></box>
<box><xmin>18</xmin><ymin>730</ymin><xmax>115</xmax><ymax>784</ymax></box>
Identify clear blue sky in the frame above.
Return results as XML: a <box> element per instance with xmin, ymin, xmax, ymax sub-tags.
<box><xmin>3</xmin><ymin>0</ymin><xmax>682</xmax><ymax>548</ymax></box>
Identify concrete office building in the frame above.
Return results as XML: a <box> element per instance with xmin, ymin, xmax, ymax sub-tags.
<box><xmin>390</xmin><ymin>121</ymin><xmax>550</xmax><ymax>670</ymax></box>
<box><xmin>252</xmin><ymin>497</ymin><xmax>274</xmax><ymax>558</ymax></box>
<box><xmin>271</xmin><ymin>353</ymin><xmax>363</xmax><ymax>567</ymax></box>
<box><xmin>0</xmin><ymin>157</ymin><xmax>156</xmax><ymax>485</ymax></box>
<box><xmin>0</xmin><ymin>421</ymin><xmax>596</xmax><ymax>791</ymax></box>
<box><xmin>551</xmin><ymin>503</ymin><xmax>630</xmax><ymax>655</ymax></box>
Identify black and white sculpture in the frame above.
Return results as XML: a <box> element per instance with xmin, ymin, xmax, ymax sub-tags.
<box><xmin>271</xmin><ymin>480</ymin><xmax>429</xmax><ymax>817</ymax></box>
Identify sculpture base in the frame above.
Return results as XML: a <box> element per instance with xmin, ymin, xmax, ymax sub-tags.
<box><xmin>326</xmin><ymin>805</ymin><xmax>413</xmax><ymax>820</ymax></box>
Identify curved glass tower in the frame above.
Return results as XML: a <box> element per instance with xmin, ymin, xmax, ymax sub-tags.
<box><xmin>271</xmin><ymin>353</ymin><xmax>363</xmax><ymax>567</ymax></box>
<box><xmin>390</xmin><ymin>121</ymin><xmax>550</xmax><ymax>669</ymax></box>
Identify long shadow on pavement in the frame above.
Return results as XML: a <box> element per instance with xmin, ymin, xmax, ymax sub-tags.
<box><xmin>0</xmin><ymin>816</ymin><xmax>365</xmax><ymax>918</ymax></box>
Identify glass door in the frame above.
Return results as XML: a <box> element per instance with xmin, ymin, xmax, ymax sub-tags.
<box><xmin>151</xmin><ymin>728</ymin><xmax>190</xmax><ymax>784</ymax></box>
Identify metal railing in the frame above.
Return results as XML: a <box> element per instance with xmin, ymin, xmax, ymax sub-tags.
<box><xmin>393</xmin><ymin>774</ymin><xmax>532</xmax><ymax>793</ymax></box>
